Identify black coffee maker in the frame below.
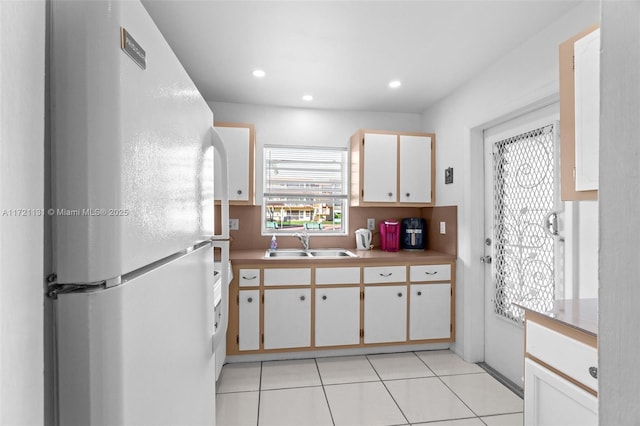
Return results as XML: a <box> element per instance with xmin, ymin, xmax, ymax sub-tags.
<box><xmin>401</xmin><ymin>218</ymin><xmax>426</xmax><ymax>250</ymax></box>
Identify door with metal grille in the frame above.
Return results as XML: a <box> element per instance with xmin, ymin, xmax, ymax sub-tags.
<box><xmin>483</xmin><ymin>108</ymin><xmax>563</xmax><ymax>387</ymax></box>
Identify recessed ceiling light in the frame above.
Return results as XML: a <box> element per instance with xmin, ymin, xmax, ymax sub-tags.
<box><xmin>252</xmin><ymin>69</ymin><xmax>266</xmax><ymax>78</ymax></box>
<box><xmin>302</xmin><ymin>94</ymin><xmax>313</xmax><ymax>101</ymax></box>
<box><xmin>388</xmin><ymin>80</ymin><xmax>402</xmax><ymax>89</ymax></box>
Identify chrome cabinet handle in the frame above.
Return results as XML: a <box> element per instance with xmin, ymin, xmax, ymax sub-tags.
<box><xmin>589</xmin><ymin>366</ymin><xmax>598</xmax><ymax>379</ymax></box>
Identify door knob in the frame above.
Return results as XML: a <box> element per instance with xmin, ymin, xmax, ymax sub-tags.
<box><xmin>480</xmin><ymin>255</ymin><xmax>492</xmax><ymax>264</ymax></box>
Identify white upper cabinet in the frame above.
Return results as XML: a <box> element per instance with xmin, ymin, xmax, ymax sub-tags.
<box><xmin>399</xmin><ymin>135</ymin><xmax>432</xmax><ymax>203</ymax></box>
<box><xmin>574</xmin><ymin>28</ymin><xmax>600</xmax><ymax>192</ymax></box>
<box><xmin>214</xmin><ymin>122</ymin><xmax>255</xmax><ymax>204</ymax></box>
<box><xmin>351</xmin><ymin>130</ymin><xmax>436</xmax><ymax>207</ymax></box>
<box><xmin>362</xmin><ymin>133</ymin><xmax>398</xmax><ymax>202</ymax></box>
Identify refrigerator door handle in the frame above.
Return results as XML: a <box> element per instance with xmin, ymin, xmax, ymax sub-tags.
<box><xmin>210</xmin><ymin>127</ymin><xmax>229</xmax><ymax>240</ymax></box>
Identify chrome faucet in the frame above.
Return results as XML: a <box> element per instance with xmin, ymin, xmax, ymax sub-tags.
<box><xmin>295</xmin><ymin>230</ymin><xmax>310</xmax><ymax>251</ymax></box>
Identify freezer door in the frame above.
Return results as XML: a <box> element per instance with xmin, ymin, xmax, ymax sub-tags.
<box><xmin>51</xmin><ymin>0</ymin><xmax>214</xmax><ymax>284</ymax></box>
<box><xmin>56</xmin><ymin>244</ymin><xmax>215</xmax><ymax>426</ymax></box>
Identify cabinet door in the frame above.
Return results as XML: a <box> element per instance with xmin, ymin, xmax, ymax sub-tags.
<box><xmin>315</xmin><ymin>287</ymin><xmax>361</xmax><ymax>347</ymax></box>
<box><xmin>574</xmin><ymin>29</ymin><xmax>600</xmax><ymax>191</ymax></box>
<box><xmin>524</xmin><ymin>358</ymin><xmax>597</xmax><ymax>426</ymax></box>
<box><xmin>364</xmin><ymin>285</ymin><xmax>407</xmax><ymax>344</ymax></box>
<box><xmin>399</xmin><ymin>135</ymin><xmax>432</xmax><ymax>203</ymax></box>
<box><xmin>214</xmin><ymin>124</ymin><xmax>253</xmax><ymax>203</ymax></box>
<box><xmin>238</xmin><ymin>290</ymin><xmax>260</xmax><ymax>351</ymax></box>
<box><xmin>264</xmin><ymin>288</ymin><xmax>311</xmax><ymax>349</ymax></box>
<box><xmin>362</xmin><ymin>133</ymin><xmax>397</xmax><ymax>202</ymax></box>
<box><xmin>409</xmin><ymin>283</ymin><xmax>451</xmax><ymax>340</ymax></box>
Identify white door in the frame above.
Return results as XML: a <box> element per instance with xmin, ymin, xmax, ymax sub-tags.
<box><xmin>483</xmin><ymin>106</ymin><xmax>564</xmax><ymax>387</ymax></box>
<box><xmin>362</xmin><ymin>133</ymin><xmax>397</xmax><ymax>202</ymax></box>
<box><xmin>315</xmin><ymin>287</ymin><xmax>361</xmax><ymax>347</ymax></box>
<box><xmin>264</xmin><ymin>288</ymin><xmax>311</xmax><ymax>349</ymax></box>
<box><xmin>364</xmin><ymin>285</ymin><xmax>407</xmax><ymax>344</ymax></box>
<box><xmin>399</xmin><ymin>135</ymin><xmax>432</xmax><ymax>203</ymax></box>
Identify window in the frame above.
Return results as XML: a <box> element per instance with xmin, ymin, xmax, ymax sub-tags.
<box><xmin>262</xmin><ymin>145</ymin><xmax>348</xmax><ymax>235</ymax></box>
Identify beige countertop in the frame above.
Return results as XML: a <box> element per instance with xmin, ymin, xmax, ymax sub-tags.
<box><xmin>230</xmin><ymin>248</ymin><xmax>456</xmax><ymax>265</ymax></box>
<box><xmin>516</xmin><ymin>298</ymin><xmax>598</xmax><ymax>337</ymax></box>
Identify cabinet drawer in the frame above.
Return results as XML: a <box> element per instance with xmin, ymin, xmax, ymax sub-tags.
<box><xmin>316</xmin><ymin>267</ymin><xmax>361</xmax><ymax>285</ymax></box>
<box><xmin>410</xmin><ymin>264</ymin><xmax>451</xmax><ymax>282</ymax></box>
<box><xmin>264</xmin><ymin>268</ymin><xmax>311</xmax><ymax>286</ymax></box>
<box><xmin>526</xmin><ymin>321</ymin><xmax>598</xmax><ymax>392</ymax></box>
<box><xmin>238</xmin><ymin>268</ymin><xmax>260</xmax><ymax>287</ymax></box>
<box><xmin>363</xmin><ymin>266</ymin><xmax>406</xmax><ymax>284</ymax></box>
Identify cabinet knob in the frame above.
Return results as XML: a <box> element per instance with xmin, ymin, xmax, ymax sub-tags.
<box><xmin>417</xmin><ymin>291</ymin><xmax>422</xmax><ymax>296</ymax></box>
<box><xmin>406</xmin><ymin>192</ymin><xmax>410</xmax><ymax>197</ymax></box>
<box><xmin>589</xmin><ymin>366</ymin><xmax>598</xmax><ymax>379</ymax></box>
<box><xmin>247</xmin><ymin>297</ymin><xmax>253</xmax><ymax>303</ymax></box>
<box><xmin>388</xmin><ymin>192</ymin><xmax>393</xmax><ymax>197</ymax></box>
<box><xmin>397</xmin><ymin>292</ymin><xmax>403</xmax><ymax>298</ymax></box>
<box><xmin>300</xmin><ymin>295</ymin><xmax>306</xmax><ymax>301</ymax></box>
<box><xmin>237</xmin><ymin>189</ymin><xmax>242</xmax><ymax>195</ymax></box>
<box><xmin>322</xmin><ymin>295</ymin><xmax>327</xmax><ymax>300</ymax></box>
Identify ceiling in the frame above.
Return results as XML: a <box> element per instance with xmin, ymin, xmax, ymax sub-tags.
<box><xmin>142</xmin><ymin>0</ymin><xmax>582</xmax><ymax>113</ymax></box>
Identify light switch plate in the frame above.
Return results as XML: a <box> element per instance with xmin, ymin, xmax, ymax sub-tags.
<box><xmin>439</xmin><ymin>221</ymin><xmax>446</xmax><ymax>234</ymax></box>
<box><xmin>229</xmin><ymin>218</ymin><xmax>239</xmax><ymax>230</ymax></box>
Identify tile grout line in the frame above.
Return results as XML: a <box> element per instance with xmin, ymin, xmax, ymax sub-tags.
<box><xmin>256</xmin><ymin>362</ymin><xmax>263</xmax><ymax>426</ymax></box>
<box><xmin>412</xmin><ymin>351</ymin><xmax>485</xmax><ymax>422</ymax></box>
<box><xmin>365</xmin><ymin>354</ymin><xmax>411</xmax><ymax>426</ymax></box>
<box><xmin>314</xmin><ymin>358</ymin><xmax>336</xmax><ymax>426</ymax></box>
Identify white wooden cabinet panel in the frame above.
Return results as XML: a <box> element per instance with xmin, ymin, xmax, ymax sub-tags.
<box><xmin>409</xmin><ymin>283</ymin><xmax>451</xmax><ymax>340</ymax></box>
<box><xmin>524</xmin><ymin>359</ymin><xmax>597</xmax><ymax>426</ymax></box>
<box><xmin>238</xmin><ymin>268</ymin><xmax>260</xmax><ymax>287</ymax></box>
<box><xmin>526</xmin><ymin>321</ymin><xmax>598</xmax><ymax>391</ymax></box>
<box><xmin>362</xmin><ymin>133</ymin><xmax>397</xmax><ymax>202</ymax></box>
<box><xmin>315</xmin><ymin>267</ymin><xmax>360</xmax><ymax>285</ymax></box>
<box><xmin>399</xmin><ymin>135</ymin><xmax>432</xmax><ymax>203</ymax></box>
<box><xmin>263</xmin><ymin>268</ymin><xmax>311</xmax><ymax>286</ymax></box>
<box><xmin>364</xmin><ymin>285</ymin><xmax>407</xmax><ymax>344</ymax></box>
<box><xmin>574</xmin><ymin>28</ymin><xmax>600</xmax><ymax>192</ymax></box>
<box><xmin>363</xmin><ymin>266</ymin><xmax>406</xmax><ymax>284</ymax></box>
<box><xmin>264</xmin><ymin>288</ymin><xmax>311</xmax><ymax>349</ymax></box>
<box><xmin>315</xmin><ymin>287</ymin><xmax>361</xmax><ymax>347</ymax></box>
<box><xmin>214</xmin><ymin>125</ymin><xmax>252</xmax><ymax>202</ymax></box>
<box><xmin>409</xmin><ymin>264</ymin><xmax>451</xmax><ymax>282</ymax></box>
<box><xmin>238</xmin><ymin>290</ymin><xmax>260</xmax><ymax>351</ymax></box>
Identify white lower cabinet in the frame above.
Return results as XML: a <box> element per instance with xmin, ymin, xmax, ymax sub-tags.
<box><xmin>263</xmin><ymin>288</ymin><xmax>311</xmax><ymax>350</ymax></box>
<box><xmin>315</xmin><ymin>287</ymin><xmax>361</xmax><ymax>347</ymax></box>
<box><xmin>524</xmin><ymin>358</ymin><xmax>598</xmax><ymax>426</ymax></box>
<box><xmin>364</xmin><ymin>285</ymin><xmax>407</xmax><ymax>344</ymax></box>
<box><xmin>238</xmin><ymin>290</ymin><xmax>260</xmax><ymax>351</ymax></box>
<box><xmin>409</xmin><ymin>283</ymin><xmax>451</xmax><ymax>340</ymax></box>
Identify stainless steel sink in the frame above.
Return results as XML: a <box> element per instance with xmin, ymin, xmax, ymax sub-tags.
<box><xmin>264</xmin><ymin>248</ymin><xmax>357</xmax><ymax>259</ymax></box>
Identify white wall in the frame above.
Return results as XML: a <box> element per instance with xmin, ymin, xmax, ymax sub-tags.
<box><xmin>599</xmin><ymin>1</ymin><xmax>640</xmax><ymax>423</ymax></box>
<box><xmin>208</xmin><ymin>101</ymin><xmax>422</xmax><ymax>203</ymax></box>
<box><xmin>421</xmin><ymin>1</ymin><xmax>600</xmax><ymax>361</ymax></box>
<box><xmin>0</xmin><ymin>1</ymin><xmax>46</xmax><ymax>425</ymax></box>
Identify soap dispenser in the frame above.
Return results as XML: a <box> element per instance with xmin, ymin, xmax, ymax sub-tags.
<box><xmin>270</xmin><ymin>235</ymin><xmax>278</xmax><ymax>251</ymax></box>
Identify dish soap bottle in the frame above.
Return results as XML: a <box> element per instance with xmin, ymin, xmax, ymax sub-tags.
<box><xmin>270</xmin><ymin>235</ymin><xmax>278</xmax><ymax>251</ymax></box>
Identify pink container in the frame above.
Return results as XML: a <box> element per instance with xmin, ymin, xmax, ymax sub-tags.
<box><xmin>379</xmin><ymin>220</ymin><xmax>400</xmax><ymax>252</ymax></box>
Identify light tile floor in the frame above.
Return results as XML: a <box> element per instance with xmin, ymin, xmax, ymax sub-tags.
<box><xmin>216</xmin><ymin>350</ymin><xmax>523</xmax><ymax>426</ymax></box>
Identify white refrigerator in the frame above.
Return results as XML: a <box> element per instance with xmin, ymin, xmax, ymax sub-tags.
<box><xmin>49</xmin><ymin>1</ymin><xmax>229</xmax><ymax>425</ymax></box>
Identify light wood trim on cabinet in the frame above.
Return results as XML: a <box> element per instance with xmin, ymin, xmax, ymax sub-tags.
<box><xmin>213</xmin><ymin>121</ymin><xmax>256</xmax><ymax>205</ymax></box>
<box><xmin>226</xmin><ymin>260</ymin><xmax>456</xmax><ymax>356</ymax></box>
<box><xmin>559</xmin><ymin>25</ymin><xmax>599</xmax><ymax>201</ymax></box>
<box><xmin>350</xmin><ymin>129</ymin><xmax>436</xmax><ymax>207</ymax></box>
